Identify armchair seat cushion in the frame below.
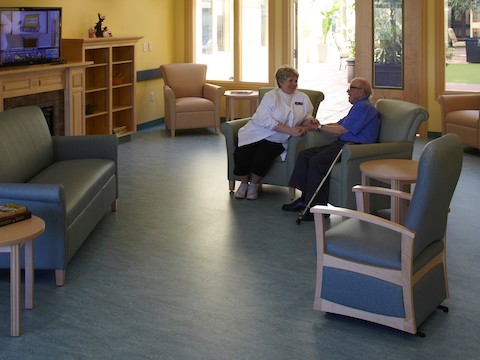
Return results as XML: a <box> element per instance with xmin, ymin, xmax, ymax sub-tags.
<box><xmin>326</xmin><ymin>219</ymin><xmax>402</xmax><ymax>270</ymax></box>
<box><xmin>29</xmin><ymin>159</ymin><xmax>116</xmax><ymax>226</ymax></box>
<box><xmin>325</xmin><ymin>218</ymin><xmax>445</xmax><ymax>273</ymax></box>
<box><xmin>445</xmin><ymin>110</ymin><xmax>479</xmax><ymax>128</ymax></box>
<box><xmin>176</xmin><ymin>97</ymin><xmax>214</xmax><ymax>112</ymax></box>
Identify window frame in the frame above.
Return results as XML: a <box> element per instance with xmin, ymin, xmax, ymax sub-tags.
<box><xmin>185</xmin><ymin>0</ymin><xmax>278</xmax><ymax>89</ymax></box>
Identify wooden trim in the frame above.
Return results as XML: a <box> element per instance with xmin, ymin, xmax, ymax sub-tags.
<box><xmin>318</xmin><ymin>298</ymin><xmax>415</xmax><ymax>334</ymax></box>
<box><xmin>184</xmin><ymin>0</ymin><xmax>194</xmax><ymax>62</ymax></box>
<box><xmin>435</xmin><ymin>0</ymin><xmax>446</xmax><ymax>98</ymax></box>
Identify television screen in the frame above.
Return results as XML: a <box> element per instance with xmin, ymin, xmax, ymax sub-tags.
<box><xmin>0</xmin><ymin>7</ymin><xmax>62</xmax><ymax>67</ymax></box>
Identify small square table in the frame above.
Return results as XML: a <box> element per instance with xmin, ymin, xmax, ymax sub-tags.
<box><xmin>224</xmin><ymin>90</ymin><xmax>259</xmax><ymax>121</ymax></box>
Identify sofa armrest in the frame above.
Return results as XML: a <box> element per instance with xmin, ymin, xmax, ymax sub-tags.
<box><xmin>52</xmin><ymin>135</ymin><xmax>118</xmax><ymax>163</ymax></box>
<box><xmin>0</xmin><ymin>183</ymin><xmax>64</xmax><ymax>204</ymax></box>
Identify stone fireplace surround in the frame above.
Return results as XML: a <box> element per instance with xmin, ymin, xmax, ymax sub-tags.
<box><xmin>0</xmin><ymin>61</ymin><xmax>90</xmax><ymax>136</ymax></box>
<box><xmin>4</xmin><ymin>91</ymin><xmax>65</xmax><ymax>135</ymax></box>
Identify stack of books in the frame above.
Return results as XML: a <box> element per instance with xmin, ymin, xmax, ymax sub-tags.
<box><xmin>113</xmin><ymin>126</ymin><xmax>127</xmax><ymax>136</ymax></box>
<box><xmin>0</xmin><ymin>203</ymin><xmax>32</xmax><ymax>227</ymax></box>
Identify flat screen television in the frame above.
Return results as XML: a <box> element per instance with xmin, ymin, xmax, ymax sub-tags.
<box><xmin>0</xmin><ymin>7</ymin><xmax>62</xmax><ymax>68</ymax></box>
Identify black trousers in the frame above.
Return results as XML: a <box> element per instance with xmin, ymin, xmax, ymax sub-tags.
<box><xmin>288</xmin><ymin>140</ymin><xmax>346</xmax><ymax>205</ymax></box>
<box><xmin>234</xmin><ymin>139</ymin><xmax>285</xmax><ymax>177</ymax></box>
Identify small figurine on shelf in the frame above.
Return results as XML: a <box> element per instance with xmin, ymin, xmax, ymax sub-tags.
<box><xmin>88</xmin><ymin>27</ymin><xmax>95</xmax><ymax>38</ymax></box>
<box><xmin>103</xmin><ymin>27</ymin><xmax>112</xmax><ymax>37</ymax></box>
<box><xmin>94</xmin><ymin>13</ymin><xmax>105</xmax><ymax>38</ymax></box>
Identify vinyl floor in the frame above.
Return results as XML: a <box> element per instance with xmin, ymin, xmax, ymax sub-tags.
<box><xmin>0</xmin><ymin>126</ymin><xmax>479</xmax><ymax>360</ymax></box>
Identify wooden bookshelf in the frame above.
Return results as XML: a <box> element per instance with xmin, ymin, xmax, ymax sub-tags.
<box><xmin>62</xmin><ymin>36</ymin><xmax>142</xmax><ymax>137</ymax></box>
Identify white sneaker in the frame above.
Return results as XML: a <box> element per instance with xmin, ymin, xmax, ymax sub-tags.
<box><xmin>246</xmin><ymin>183</ymin><xmax>258</xmax><ymax>200</ymax></box>
<box><xmin>234</xmin><ymin>183</ymin><xmax>248</xmax><ymax>199</ymax></box>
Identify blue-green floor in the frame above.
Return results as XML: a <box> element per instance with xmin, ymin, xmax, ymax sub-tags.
<box><xmin>1</xmin><ymin>127</ymin><xmax>479</xmax><ymax>359</ymax></box>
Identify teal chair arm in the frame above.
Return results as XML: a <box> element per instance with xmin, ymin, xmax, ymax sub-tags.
<box><xmin>342</xmin><ymin>141</ymin><xmax>414</xmax><ymax>162</ymax></box>
<box><xmin>304</xmin><ymin>131</ymin><xmax>338</xmax><ymax>148</ymax></box>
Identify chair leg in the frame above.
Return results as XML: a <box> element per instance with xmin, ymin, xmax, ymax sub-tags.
<box><xmin>170</xmin><ymin>129</ymin><xmax>175</xmax><ymax>137</ymax></box>
<box><xmin>229</xmin><ymin>180</ymin><xmax>235</xmax><ymax>192</ymax></box>
<box><xmin>55</xmin><ymin>269</ymin><xmax>66</xmax><ymax>287</ymax></box>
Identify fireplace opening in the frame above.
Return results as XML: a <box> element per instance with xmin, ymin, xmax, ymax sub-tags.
<box><xmin>3</xmin><ymin>90</ymin><xmax>65</xmax><ymax>136</ymax></box>
<box><xmin>41</xmin><ymin>104</ymin><xmax>55</xmax><ymax>135</ymax></box>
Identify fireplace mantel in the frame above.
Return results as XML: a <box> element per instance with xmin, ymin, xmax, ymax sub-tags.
<box><xmin>0</xmin><ymin>62</ymin><xmax>91</xmax><ymax>135</ymax></box>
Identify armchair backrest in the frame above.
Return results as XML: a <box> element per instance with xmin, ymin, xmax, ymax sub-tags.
<box><xmin>258</xmin><ymin>87</ymin><xmax>325</xmax><ymax>118</ymax></box>
<box><xmin>160</xmin><ymin>63</ymin><xmax>207</xmax><ymax>98</ymax></box>
<box><xmin>376</xmin><ymin>99</ymin><xmax>429</xmax><ymax>143</ymax></box>
<box><xmin>405</xmin><ymin>134</ymin><xmax>463</xmax><ymax>258</ymax></box>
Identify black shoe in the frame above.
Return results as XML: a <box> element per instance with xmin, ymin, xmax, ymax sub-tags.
<box><xmin>282</xmin><ymin>198</ymin><xmax>307</xmax><ymax>212</ymax></box>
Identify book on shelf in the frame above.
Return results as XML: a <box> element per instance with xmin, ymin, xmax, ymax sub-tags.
<box><xmin>0</xmin><ymin>203</ymin><xmax>28</xmax><ymax>219</ymax></box>
<box><xmin>113</xmin><ymin>126</ymin><xmax>127</xmax><ymax>135</ymax></box>
<box><xmin>0</xmin><ymin>211</ymin><xmax>32</xmax><ymax>227</ymax></box>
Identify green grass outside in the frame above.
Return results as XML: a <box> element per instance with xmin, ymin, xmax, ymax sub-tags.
<box><xmin>445</xmin><ymin>63</ymin><xmax>480</xmax><ymax>84</ymax></box>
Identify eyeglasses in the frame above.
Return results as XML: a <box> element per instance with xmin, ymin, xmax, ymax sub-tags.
<box><xmin>348</xmin><ymin>86</ymin><xmax>363</xmax><ymax>91</ymax></box>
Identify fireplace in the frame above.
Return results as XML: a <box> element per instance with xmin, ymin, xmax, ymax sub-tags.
<box><xmin>3</xmin><ymin>91</ymin><xmax>65</xmax><ymax>136</ymax></box>
<box><xmin>0</xmin><ymin>62</ymin><xmax>89</xmax><ymax>136</ymax></box>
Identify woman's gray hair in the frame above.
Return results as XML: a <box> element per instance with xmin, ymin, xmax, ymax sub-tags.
<box><xmin>275</xmin><ymin>65</ymin><xmax>299</xmax><ymax>87</ymax></box>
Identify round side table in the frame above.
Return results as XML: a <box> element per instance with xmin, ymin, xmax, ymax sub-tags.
<box><xmin>0</xmin><ymin>215</ymin><xmax>45</xmax><ymax>336</ymax></box>
<box><xmin>360</xmin><ymin>159</ymin><xmax>418</xmax><ymax>223</ymax></box>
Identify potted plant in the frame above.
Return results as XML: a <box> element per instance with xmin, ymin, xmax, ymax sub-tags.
<box><xmin>346</xmin><ymin>40</ymin><xmax>355</xmax><ymax>82</ymax></box>
<box><xmin>373</xmin><ymin>0</ymin><xmax>403</xmax><ymax>88</ymax></box>
<box><xmin>318</xmin><ymin>3</ymin><xmax>340</xmax><ymax>62</ymax></box>
<box><xmin>446</xmin><ymin>46</ymin><xmax>455</xmax><ymax>65</ymax></box>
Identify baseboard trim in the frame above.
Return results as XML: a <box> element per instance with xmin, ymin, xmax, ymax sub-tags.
<box><xmin>137</xmin><ymin>118</ymin><xmax>165</xmax><ymax>131</ymax></box>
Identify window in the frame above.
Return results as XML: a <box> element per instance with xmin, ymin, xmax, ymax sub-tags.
<box><xmin>373</xmin><ymin>0</ymin><xmax>403</xmax><ymax>89</ymax></box>
<box><xmin>192</xmin><ymin>0</ymin><xmax>270</xmax><ymax>84</ymax></box>
<box><xmin>445</xmin><ymin>1</ymin><xmax>480</xmax><ymax>92</ymax></box>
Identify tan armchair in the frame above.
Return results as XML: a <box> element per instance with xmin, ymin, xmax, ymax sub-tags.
<box><xmin>438</xmin><ymin>94</ymin><xmax>480</xmax><ymax>150</ymax></box>
<box><xmin>160</xmin><ymin>63</ymin><xmax>225</xmax><ymax>137</ymax></box>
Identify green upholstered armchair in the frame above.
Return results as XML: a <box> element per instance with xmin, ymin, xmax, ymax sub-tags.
<box><xmin>220</xmin><ymin>88</ymin><xmax>325</xmax><ymax>199</ymax></box>
<box><xmin>305</xmin><ymin>98</ymin><xmax>429</xmax><ymax>210</ymax></box>
<box><xmin>311</xmin><ymin>134</ymin><xmax>463</xmax><ymax>335</ymax></box>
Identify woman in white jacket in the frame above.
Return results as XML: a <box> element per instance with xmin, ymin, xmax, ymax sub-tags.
<box><xmin>234</xmin><ymin>65</ymin><xmax>319</xmax><ymax>200</ymax></box>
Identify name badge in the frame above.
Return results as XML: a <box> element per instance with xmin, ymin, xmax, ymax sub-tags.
<box><xmin>295</xmin><ymin>102</ymin><xmax>303</xmax><ymax>105</ymax></box>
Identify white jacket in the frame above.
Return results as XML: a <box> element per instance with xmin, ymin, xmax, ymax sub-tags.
<box><xmin>238</xmin><ymin>88</ymin><xmax>314</xmax><ymax>160</ymax></box>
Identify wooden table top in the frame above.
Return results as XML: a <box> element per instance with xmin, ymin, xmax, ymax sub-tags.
<box><xmin>360</xmin><ymin>159</ymin><xmax>419</xmax><ymax>182</ymax></box>
<box><xmin>0</xmin><ymin>216</ymin><xmax>45</xmax><ymax>247</ymax></box>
